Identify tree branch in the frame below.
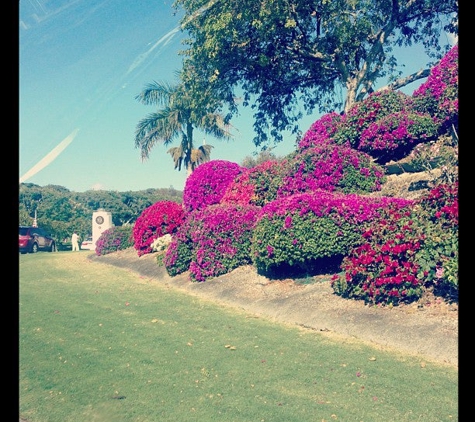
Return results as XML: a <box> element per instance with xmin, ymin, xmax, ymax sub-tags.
<box><xmin>377</xmin><ymin>68</ymin><xmax>431</xmax><ymax>91</ymax></box>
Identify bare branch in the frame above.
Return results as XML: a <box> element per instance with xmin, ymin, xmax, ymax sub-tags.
<box><xmin>377</xmin><ymin>68</ymin><xmax>431</xmax><ymax>91</ymax></box>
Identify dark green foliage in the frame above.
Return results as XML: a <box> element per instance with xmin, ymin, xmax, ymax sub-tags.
<box><xmin>252</xmin><ymin>213</ymin><xmax>357</xmax><ymax>278</ymax></box>
<box><xmin>175</xmin><ymin>0</ymin><xmax>457</xmax><ymax>147</ymax></box>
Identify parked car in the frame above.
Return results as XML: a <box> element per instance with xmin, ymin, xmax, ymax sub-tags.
<box><xmin>80</xmin><ymin>236</ymin><xmax>95</xmax><ymax>251</ymax></box>
<box><xmin>19</xmin><ymin>226</ymin><xmax>56</xmax><ymax>254</ymax></box>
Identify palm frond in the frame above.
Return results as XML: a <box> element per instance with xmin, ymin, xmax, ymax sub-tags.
<box><xmin>134</xmin><ymin>109</ymin><xmax>183</xmax><ymax>160</ymax></box>
<box><xmin>197</xmin><ymin>144</ymin><xmax>214</xmax><ymax>162</ymax></box>
<box><xmin>167</xmin><ymin>146</ymin><xmax>185</xmax><ymax>171</ymax></box>
<box><xmin>189</xmin><ymin>144</ymin><xmax>214</xmax><ymax>171</ymax></box>
<box><xmin>135</xmin><ymin>81</ymin><xmax>176</xmax><ymax>107</ymax></box>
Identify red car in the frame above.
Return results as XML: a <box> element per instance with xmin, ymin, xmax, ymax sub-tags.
<box><xmin>19</xmin><ymin>226</ymin><xmax>56</xmax><ymax>254</ymax></box>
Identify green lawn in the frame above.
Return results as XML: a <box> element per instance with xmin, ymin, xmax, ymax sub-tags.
<box><xmin>20</xmin><ymin>252</ymin><xmax>458</xmax><ymax>422</ymax></box>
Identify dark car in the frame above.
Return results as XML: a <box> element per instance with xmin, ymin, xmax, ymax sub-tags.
<box><xmin>19</xmin><ymin>226</ymin><xmax>56</xmax><ymax>254</ymax></box>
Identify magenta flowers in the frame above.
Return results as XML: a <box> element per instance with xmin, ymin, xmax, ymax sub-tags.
<box><xmin>132</xmin><ymin>200</ymin><xmax>185</xmax><ymax>257</ymax></box>
<box><xmin>183</xmin><ymin>160</ymin><xmax>243</xmax><ymax>212</ymax></box>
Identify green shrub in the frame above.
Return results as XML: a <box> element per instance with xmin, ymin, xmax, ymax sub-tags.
<box><xmin>252</xmin><ymin>213</ymin><xmax>358</xmax><ymax>278</ymax></box>
<box><xmin>251</xmin><ymin>191</ymin><xmax>412</xmax><ymax>278</ymax></box>
<box><xmin>95</xmin><ymin>225</ymin><xmax>134</xmax><ymax>256</ymax></box>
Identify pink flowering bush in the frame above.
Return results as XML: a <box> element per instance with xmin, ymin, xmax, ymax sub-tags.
<box><xmin>358</xmin><ymin>111</ymin><xmax>439</xmax><ymax>164</ymax></box>
<box><xmin>332</xmin><ymin>181</ymin><xmax>458</xmax><ymax>305</ymax></box>
<box><xmin>220</xmin><ymin>160</ymin><xmax>289</xmax><ymax>206</ymax></box>
<box><xmin>332</xmin><ymin>203</ymin><xmax>425</xmax><ymax>305</ymax></box>
<box><xmin>161</xmin><ymin>212</ymin><xmax>196</xmax><ymax>277</ymax></box>
<box><xmin>183</xmin><ymin>160</ymin><xmax>243</xmax><ymax>212</ymax></box>
<box><xmin>297</xmin><ymin>112</ymin><xmax>343</xmax><ymax>151</ymax></box>
<box><xmin>411</xmin><ymin>182</ymin><xmax>458</xmax><ymax>296</ymax></box>
<box><xmin>95</xmin><ymin>225</ymin><xmax>134</xmax><ymax>256</ymax></box>
<box><xmin>132</xmin><ymin>200</ymin><xmax>185</xmax><ymax>257</ymax></box>
<box><xmin>333</xmin><ymin>90</ymin><xmax>414</xmax><ymax>149</ymax></box>
<box><xmin>412</xmin><ymin>44</ymin><xmax>458</xmax><ymax>135</ymax></box>
<box><xmin>161</xmin><ymin>216</ymin><xmax>195</xmax><ymax>277</ymax></box>
<box><xmin>277</xmin><ymin>142</ymin><xmax>386</xmax><ymax>196</ymax></box>
<box><xmin>132</xmin><ymin>45</ymin><xmax>458</xmax><ymax>304</ymax></box>
<box><xmin>164</xmin><ymin>204</ymin><xmax>260</xmax><ymax>282</ymax></box>
<box><xmin>251</xmin><ymin>190</ymin><xmax>413</xmax><ymax>277</ymax></box>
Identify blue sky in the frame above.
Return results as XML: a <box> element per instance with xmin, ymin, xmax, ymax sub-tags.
<box><xmin>19</xmin><ymin>0</ymin><xmax>454</xmax><ymax>193</ymax></box>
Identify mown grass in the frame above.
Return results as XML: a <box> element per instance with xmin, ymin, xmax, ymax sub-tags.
<box><xmin>20</xmin><ymin>252</ymin><xmax>457</xmax><ymax>422</ymax></box>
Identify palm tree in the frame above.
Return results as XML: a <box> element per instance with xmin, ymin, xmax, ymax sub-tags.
<box><xmin>134</xmin><ymin>80</ymin><xmax>232</xmax><ymax>177</ymax></box>
<box><xmin>167</xmin><ymin>138</ymin><xmax>214</xmax><ymax>173</ymax></box>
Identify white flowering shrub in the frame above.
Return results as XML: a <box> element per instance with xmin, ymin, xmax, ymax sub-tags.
<box><xmin>150</xmin><ymin>233</ymin><xmax>172</xmax><ymax>252</ymax></box>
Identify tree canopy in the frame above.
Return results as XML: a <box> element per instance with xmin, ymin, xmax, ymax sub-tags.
<box><xmin>19</xmin><ymin>183</ymin><xmax>183</xmax><ymax>245</ymax></box>
<box><xmin>173</xmin><ymin>0</ymin><xmax>458</xmax><ymax>147</ymax></box>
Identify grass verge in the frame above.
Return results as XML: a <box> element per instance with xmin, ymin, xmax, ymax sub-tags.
<box><xmin>20</xmin><ymin>252</ymin><xmax>457</xmax><ymax>422</ymax></box>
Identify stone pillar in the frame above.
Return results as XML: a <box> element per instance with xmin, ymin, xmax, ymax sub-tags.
<box><xmin>92</xmin><ymin>208</ymin><xmax>113</xmax><ymax>248</ymax></box>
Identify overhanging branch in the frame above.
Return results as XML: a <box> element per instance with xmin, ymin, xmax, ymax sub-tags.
<box><xmin>378</xmin><ymin>68</ymin><xmax>431</xmax><ymax>91</ymax></box>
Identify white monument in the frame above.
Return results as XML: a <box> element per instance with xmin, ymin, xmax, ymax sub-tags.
<box><xmin>92</xmin><ymin>208</ymin><xmax>113</xmax><ymax>247</ymax></box>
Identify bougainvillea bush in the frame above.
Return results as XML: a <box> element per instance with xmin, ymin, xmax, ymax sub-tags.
<box><xmin>332</xmin><ymin>181</ymin><xmax>458</xmax><ymax>305</ymax></box>
<box><xmin>135</xmin><ymin>46</ymin><xmax>458</xmax><ymax>305</ymax></box>
<box><xmin>132</xmin><ymin>200</ymin><xmax>185</xmax><ymax>257</ymax></box>
<box><xmin>301</xmin><ymin>44</ymin><xmax>458</xmax><ymax>168</ymax></box>
<box><xmin>332</xmin><ymin>90</ymin><xmax>414</xmax><ymax>149</ymax></box>
<box><xmin>411</xmin><ymin>182</ymin><xmax>458</xmax><ymax>297</ymax></box>
<box><xmin>161</xmin><ymin>217</ymin><xmax>195</xmax><ymax>277</ymax></box>
<box><xmin>220</xmin><ymin>160</ymin><xmax>289</xmax><ymax>206</ymax></box>
<box><xmin>251</xmin><ymin>190</ymin><xmax>413</xmax><ymax>277</ymax></box>
<box><xmin>296</xmin><ymin>112</ymin><xmax>343</xmax><ymax>151</ymax></box>
<box><xmin>164</xmin><ymin>204</ymin><xmax>260</xmax><ymax>282</ymax></box>
<box><xmin>412</xmin><ymin>44</ymin><xmax>458</xmax><ymax>136</ymax></box>
<box><xmin>358</xmin><ymin>110</ymin><xmax>439</xmax><ymax>164</ymax></box>
<box><xmin>150</xmin><ymin>233</ymin><xmax>172</xmax><ymax>252</ymax></box>
<box><xmin>95</xmin><ymin>225</ymin><xmax>134</xmax><ymax>256</ymax></box>
<box><xmin>332</xmin><ymin>203</ymin><xmax>424</xmax><ymax>306</ymax></box>
<box><xmin>182</xmin><ymin>160</ymin><xmax>243</xmax><ymax>212</ymax></box>
<box><xmin>276</xmin><ymin>142</ymin><xmax>386</xmax><ymax>196</ymax></box>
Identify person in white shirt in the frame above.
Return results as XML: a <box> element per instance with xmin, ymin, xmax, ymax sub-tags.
<box><xmin>71</xmin><ymin>232</ymin><xmax>80</xmax><ymax>251</ymax></box>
